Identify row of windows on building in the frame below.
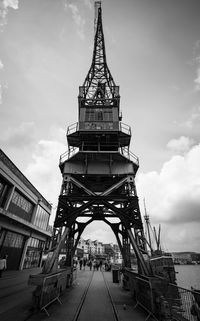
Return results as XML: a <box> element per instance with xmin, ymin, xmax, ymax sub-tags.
<box><xmin>0</xmin><ymin>229</ymin><xmax>45</xmax><ymax>270</ymax></box>
<box><xmin>0</xmin><ymin>175</ymin><xmax>49</xmax><ymax>231</ymax></box>
<box><xmin>34</xmin><ymin>206</ymin><xmax>49</xmax><ymax>230</ymax></box>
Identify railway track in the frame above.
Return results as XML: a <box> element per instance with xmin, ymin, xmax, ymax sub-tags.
<box><xmin>72</xmin><ymin>269</ymin><xmax>120</xmax><ymax>321</ymax></box>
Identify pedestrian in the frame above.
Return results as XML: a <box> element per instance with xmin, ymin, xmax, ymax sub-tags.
<box><xmin>104</xmin><ymin>260</ymin><xmax>108</xmax><ymax>271</ymax></box>
<box><xmin>79</xmin><ymin>258</ymin><xmax>83</xmax><ymax>270</ymax></box>
<box><xmin>93</xmin><ymin>260</ymin><xmax>96</xmax><ymax>271</ymax></box>
<box><xmin>83</xmin><ymin>258</ymin><xmax>87</xmax><ymax>270</ymax></box>
<box><xmin>96</xmin><ymin>259</ymin><xmax>100</xmax><ymax>271</ymax></box>
<box><xmin>0</xmin><ymin>255</ymin><xmax>7</xmax><ymax>278</ymax></box>
<box><xmin>88</xmin><ymin>260</ymin><xmax>92</xmax><ymax>271</ymax></box>
<box><xmin>99</xmin><ymin>260</ymin><xmax>103</xmax><ymax>270</ymax></box>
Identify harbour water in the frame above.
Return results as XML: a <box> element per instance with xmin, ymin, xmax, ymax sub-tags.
<box><xmin>175</xmin><ymin>264</ymin><xmax>200</xmax><ymax>290</ymax></box>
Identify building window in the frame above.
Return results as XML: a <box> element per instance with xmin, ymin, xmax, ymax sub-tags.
<box><xmin>3</xmin><ymin>231</ymin><xmax>24</xmax><ymax>248</ymax></box>
<box><xmin>0</xmin><ymin>175</ymin><xmax>12</xmax><ymax>208</ymax></box>
<box><xmin>23</xmin><ymin>237</ymin><xmax>44</xmax><ymax>269</ymax></box>
<box><xmin>8</xmin><ymin>190</ymin><xmax>33</xmax><ymax>222</ymax></box>
<box><xmin>33</xmin><ymin>205</ymin><xmax>49</xmax><ymax>230</ymax></box>
<box><xmin>85</xmin><ymin>108</ymin><xmax>113</xmax><ymax>122</ymax></box>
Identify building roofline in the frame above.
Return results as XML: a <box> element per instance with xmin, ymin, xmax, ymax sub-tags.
<box><xmin>0</xmin><ymin>149</ymin><xmax>52</xmax><ymax>210</ymax></box>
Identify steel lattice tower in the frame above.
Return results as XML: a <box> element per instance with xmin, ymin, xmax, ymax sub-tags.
<box><xmin>50</xmin><ymin>2</ymin><xmax>149</xmax><ymax>275</ymax></box>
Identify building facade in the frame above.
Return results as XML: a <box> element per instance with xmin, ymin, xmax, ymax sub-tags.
<box><xmin>77</xmin><ymin>238</ymin><xmax>104</xmax><ymax>258</ymax></box>
<box><xmin>0</xmin><ymin>149</ymin><xmax>52</xmax><ymax>270</ymax></box>
<box><xmin>75</xmin><ymin>237</ymin><xmax>122</xmax><ymax>263</ymax></box>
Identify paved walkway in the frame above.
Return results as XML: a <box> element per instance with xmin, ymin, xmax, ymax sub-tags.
<box><xmin>0</xmin><ymin>267</ymin><xmax>42</xmax><ymax>321</ymax></box>
<box><xmin>0</xmin><ymin>267</ymin><xmax>152</xmax><ymax>321</ymax></box>
<box><xmin>28</xmin><ymin>267</ymin><xmax>150</xmax><ymax>321</ymax></box>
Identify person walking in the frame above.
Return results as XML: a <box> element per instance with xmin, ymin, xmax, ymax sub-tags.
<box><xmin>99</xmin><ymin>260</ymin><xmax>103</xmax><ymax>270</ymax></box>
<box><xmin>83</xmin><ymin>258</ymin><xmax>87</xmax><ymax>270</ymax></box>
<box><xmin>79</xmin><ymin>258</ymin><xmax>83</xmax><ymax>270</ymax></box>
<box><xmin>0</xmin><ymin>255</ymin><xmax>7</xmax><ymax>278</ymax></box>
<box><xmin>93</xmin><ymin>259</ymin><xmax>96</xmax><ymax>271</ymax></box>
<box><xmin>88</xmin><ymin>260</ymin><xmax>92</xmax><ymax>271</ymax></box>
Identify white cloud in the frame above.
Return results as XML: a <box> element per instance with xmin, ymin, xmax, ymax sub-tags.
<box><xmin>82</xmin><ymin>221</ymin><xmax>117</xmax><ymax>243</ymax></box>
<box><xmin>0</xmin><ymin>84</ymin><xmax>2</xmax><ymax>104</ymax></box>
<box><xmin>167</xmin><ymin>136</ymin><xmax>195</xmax><ymax>154</ymax></box>
<box><xmin>0</xmin><ymin>0</ymin><xmax>19</xmax><ymax>27</ymax></box>
<box><xmin>0</xmin><ymin>56</ymin><xmax>4</xmax><ymax>105</ymax></box>
<box><xmin>0</xmin><ymin>122</ymin><xmax>36</xmax><ymax>148</ymax></box>
<box><xmin>193</xmin><ymin>40</ymin><xmax>200</xmax><ymax>91</ymax></box>
<box><xmin>194</xmin><ymin>67</ymin><xmax>200</xmax><ymax>91</ymax></box>
<box><xmin>178</xmin><ymin>106</ymin><xmax>200</xmax><ymax>129</ymax></box>
<box><xmin>137</xmin><ymin>142</ymin><xmax>200</xmax><ymax>251</ymax></box>
<box><xmin>83</xmin><ymin>0</ymin><xmax>92</xmax><ymax>10</ymax></box>
<box><xmin>0</xmin><ymin>60</ymin><xmax>3</xmax><ymax>69</ymax></box>
<box><xmin>64</xmin><ymin>2</ymin><xmax>86</xmax><ymax>40</ymax></box>
<box><xmin>3</xmin><ymin>0</ymin><xmax>18</xmax><ymax>10</ymax></box>
<box><xmin>24</xmin><ymin>138</ymin><xmax>66</xmax><ymax>224</ymax></box>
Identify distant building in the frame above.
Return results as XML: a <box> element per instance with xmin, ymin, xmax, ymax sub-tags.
<box><xmin>75</xmin><ymin>237</ymin><xmax>121</xmax><ymax>262</ymax></box>
<box><xmin>0</xmin><ymin>149</ymin><xmax>52</xmax><ymax>270</ymax></box>
<box><xmin>104</xmin><ymin>243</ymin><xmax>116</xmax><ymax>262</ymax></box>
<box><xmin>76</xmin><ymin>238</ymin><xmax>104</xmax><ymax>259</ymax></box>
<box><xmin>172</xmin><ymin>252</ymin><xmax>193</xmax><ymax>264</ymax></box>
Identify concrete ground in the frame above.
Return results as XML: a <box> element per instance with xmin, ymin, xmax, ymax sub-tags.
<box><xmin>0</xmin><ymin>267</ymin><xmax>42</xmax><ymax>321</ymax></box>
<box><xmin>0</xmin><ymin>267</ymin><xmax>154</xmax><ymax>321</ymax></box>
<box><xmin>28</xmin><ymin>267</ymin><xmax>151</xmax><ymax>321</ymax></box>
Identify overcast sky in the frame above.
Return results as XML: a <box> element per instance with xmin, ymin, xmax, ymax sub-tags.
<box><xmin>1</xmin><ymin>0</ymin><xmax>200</xmax><ymax>252</ymax></box>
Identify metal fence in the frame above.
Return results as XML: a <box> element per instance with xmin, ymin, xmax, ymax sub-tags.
<box><xmin>163</xmin><ymin>283</ymin><xmax>200</xmax><ymax>321</ymax></box>
<box><xmin>39</xmin><ymin>273</ymin><xmax>64</xmax><ymax>316</ymax></box>
<box><xmin>124</xmin><ymin>270</ymin><xmax>159</xmax><ymax>320</ymax></box>
<box><xmin>30</xmin><ymin>269</ymin><xmax>72</xmax><ymax>316</ymax></box>
<box><xmin>123</xmin><ymin>269</ymin><xmax>200</xmax><ymax>321</ymax></box>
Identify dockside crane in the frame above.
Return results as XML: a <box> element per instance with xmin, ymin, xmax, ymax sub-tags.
<box><xmin>29</xmin><ymin>1</ymin><xmax>153</xmax><ymax>310</ymax></box>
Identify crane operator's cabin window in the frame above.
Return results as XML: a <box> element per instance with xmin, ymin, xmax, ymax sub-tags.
<box><xmin>85</xmin><ymin>108</ymin><xmax>113</xmax><ymax>122</ymax></box>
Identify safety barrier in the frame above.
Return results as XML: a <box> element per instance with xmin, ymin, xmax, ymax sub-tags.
<box><xmin>163</xmin><ymin>283</ymin><xmax>200</xmax><ymax>321</ymax></box>
<box><xmin>29</xmin><ymin>268</ymin><xmax>73</xmax><ymax>316</ymax></box>
<box><xmin>123</xmin><ymin>268</ymin><xmax>200</xmax><ymax>321</ymax></box>
<box><xmin>124</xmin><ymin>269</ymin><xmax>159</xmax><ymax>320</ymax></box>
<box><xmin>39</xmin><ymin>273</ymin><xmax>64</xmax><ymax>316</ymax></box>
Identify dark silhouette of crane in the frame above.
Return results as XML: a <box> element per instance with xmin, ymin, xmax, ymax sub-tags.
<box><xmin>44</xmin><ymin>1</ymin><xmax>150</xmax><ymax>276</ymax></box>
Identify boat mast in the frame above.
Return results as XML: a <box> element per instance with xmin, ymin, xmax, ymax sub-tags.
<box><xmin>143</xmin><ymin>199</ymin><xmax>153</xmax><ymax>256</ymax></box>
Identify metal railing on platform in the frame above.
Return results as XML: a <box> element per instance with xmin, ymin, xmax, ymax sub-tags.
<box><xmin>163</xmin><ymin>284</ymin><xmax>200</xmax><ymax>321</ymax></box>
<box><xmin>67</xmin><ymin>122</ymin><xmax>78</xmax><ymax>135</ymax></box>
<box><xmin>59</xmin><ymin>146</ymin><xmax>139</xmax><ymax>166</ymax></box>
<box><xmin>123</xmin><ymin>268</ymin><xmax>200</xmax><ymax>321</ymax></box>
<box><xmin>119</xmin><ymin>122</ymin><xmax>131</xmax><ymax>136</ymax></box>
<box><xmin>66</xmin><ymin>121</ymin><xmax>131</xmax><ymax>136</ymax></box>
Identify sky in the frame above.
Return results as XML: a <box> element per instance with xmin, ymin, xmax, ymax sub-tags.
<box><xmin>1</xmin><ymin>0</ymin><xmax>200</xmax><ymax>253</ymax></box>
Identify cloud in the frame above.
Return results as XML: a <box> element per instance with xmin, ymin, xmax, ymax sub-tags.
<box><xmin>194</xmin><ymin>67</ymin><xmax>200</xmax><ymax>91</ymax></box>
<box><xmin>137</xmin><ymin>141</ymin><xmax>200</xmax><ymax>251</ymax></box>
<box><xmin>24</xmin><ymin>138</ymin><xmax>66</xmax><ymax>224</ymax></box>
<box><xmin>167</xmin><ymin>136</ymin><xmax>195</xmax><ymax>154</ymax></box>
<box><xmin>82</xmin><ymin>221</ymin><xmax>117</xmax><ymax>244</ymax></box>
<box><xmin>0</xmin><ymin>59</ymin><xmax>4</xmax><ymax>104</ymax></box>
<box><xmin>83</xmin><ymin>0</ymin><xmax>92</xmax><ymax>10</ymax></box>
<box><xmin>0</xmin><ymin>122</ymin><xmax>36</xmax><ymax>148</ymax></box>
<box><xmin>178</xmin><ymin>106</ymin><xmax>200</xmax><ymax>129</ymax></box>
<box><xmin>193</xmin><ymin>40</ymin><xmax>200</xmax><ymax>91</ymax></box>
<box><xmin>0</xmin><ymin>84</ymin><xmax>2</xmax><ymax>104</ymax></box>
<box><xmin>64</xmin><ymin>2</ymin><xmax>86</xmax><ymax>40</ymax></box>
<box><xmin>0</xmin><ymin>0</ymin><xmax>19</xmax><ymax>28</ymax></box>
